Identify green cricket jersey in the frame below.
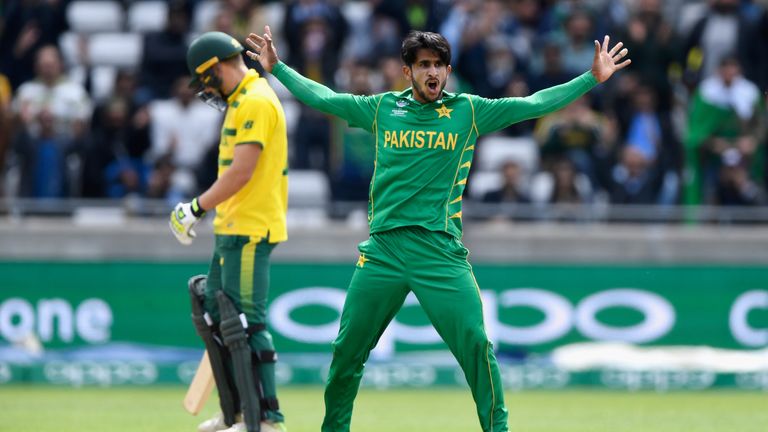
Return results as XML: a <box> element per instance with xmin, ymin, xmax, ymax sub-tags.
<box><xmin>273</xmin><ymin>61</ymin><xmax>597</xmax><ymax>238</ymax></box>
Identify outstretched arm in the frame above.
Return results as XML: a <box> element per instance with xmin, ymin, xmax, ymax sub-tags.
<box><xmin>246</xmin><ymin>26</ymin><xmax>379</xmax><ymax>130</ymax></box>
<box><xmin>475</xmin><ymin>36</ymin><xmax>630</xmax><ymax>135</ymax></box>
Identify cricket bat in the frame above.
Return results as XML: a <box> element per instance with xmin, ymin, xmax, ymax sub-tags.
<box><xmin>183</xmin><ymin>350</ymin><xmax>215</xmax><ymax>415</ymax></box>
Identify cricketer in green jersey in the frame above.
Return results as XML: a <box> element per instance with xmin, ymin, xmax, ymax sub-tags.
<box><xmin>246</xmin><ymin>27</ymin><xmax>631</xmax><ymax>432</ymax></box>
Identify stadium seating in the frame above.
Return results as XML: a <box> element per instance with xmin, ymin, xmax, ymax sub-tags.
<box><xmin>89</xmin><ymin>65</ymin><xmax>119</xmax><ymax>102</ymax></box>
<box><xmin>58</xmin><ymin>32</ymin><xmax>82</xmax><ymax>68</ymax></box>
<box><xmin>467</xmin><ymin>171</ymin><xmax>503</xmax><ymax>200</ymax></box>
<box><xmin>192</xmin><ymin>0</ymin><xmax>219</xmax><ymax>33</ymax></box>
<box><xmin>476</xmin><ymin>136</ymin><xmax>538</xmax><ymax>173</ymax></box>
<box><xmin>67</xmin><ymin>1</ymin><xmax>124</xmax><ymax>33</ymax></box>
<box><xmin>88</xmin><ymin>33</ymin><xmax>143</xmax><ymax>68</ymax></box>
<box><xmin>288</xmin><ymin>170</ymin><xmax>330</xmax><ymax>209</ymax></box>
<box><xmin>287</xmin><ymin>170</ymin><xmax>331</xmax><ymax>227</ymax></box>
<box><xmin>127</xmin><ymin>1</ymin><xmax>169</xmax><ymax>33</ymax></box>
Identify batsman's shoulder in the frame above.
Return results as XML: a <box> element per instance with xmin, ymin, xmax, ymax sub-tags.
<box><xmin>239</xmin><ymin>92</ymin><xmax>280</xmax><ymax>114</ymax></box>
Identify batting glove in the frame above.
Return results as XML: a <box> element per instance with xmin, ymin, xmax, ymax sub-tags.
<box><xmin>169</xmin><ymin>197</ymin><xmax>206</xmax><ymax>245</ymax></box>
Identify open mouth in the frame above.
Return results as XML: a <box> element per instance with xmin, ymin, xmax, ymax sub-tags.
<box><xmin>426</xmin><ymin>80</ymin><xmax>439</xmax><ymax>92</ymax></box>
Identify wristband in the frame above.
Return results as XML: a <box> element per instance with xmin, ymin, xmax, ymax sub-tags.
<box><xmin>191</xmin><ymin>197</ymin><xmax>206</xmax><ymax>218</ymax></box>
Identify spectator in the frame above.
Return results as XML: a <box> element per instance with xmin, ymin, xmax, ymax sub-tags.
<box><xmin>482</xmin><ymin>159</ymin><xmax>531</xmax><ymax>204</ymax></box>
<box><xmin>90</xmin><ymin>70</ymin><xmax>146</xmax><ymax>137</ymax></box>
<box><xmin>620</xmin><ymin>83</ymin><xmax>682</xmax><ymax>198</ymax></box>
<box><xmin>146</xmin><ymin>153</ymin><xmax>177</xmax><ymax>201</ymax></box>
<box><xmin>453</xmin><ymin>0</ymin><xmax>520</xmax><ymax>97</ymax></box>
<box><xmin>614</xmin><ymin>0</ymin><xmax>680</xmax><ymax>111</ymax></box>
<box><xmin>330</xmin><ymin>61</ymin><xmax>375</xmax><ymax>203</ymax></box>
<box><xmin>223</xmin><ymin>0</ymin><xmax>270</xmax><ymax>43</ymax></box>
<box><xmin>282</xmin><ymin>0</ymin><xmax>348</xmax><ymax>84</ymax></box>
<box><xmin>138</xmin><ymin>0</ymin><xmax>190</xmax><ymax>101</ymax></box>
<box><xmin>439</xmin><ymin>0</ymin><xmax>482</xmax><ymax>67</ymax></box>
<box><xmin>499</xmin><ymin>75</ymin><xmax>536</xmax><ymax>137</ymax></box>
<box><xmin>681</xmin><ymin>0</ymin><xmax>759</xmax><ymax>88</ymax></box>
<box><xmin>608</xmin><ymin>146</ymin><xmax>667</xmax><ymax>205</ymax></box>
<box><xmin>81</xmin><ymin>71</ymin><xmax>151</xmax><ymax>198</ymax></box>
<box><xmin>379</xmin><ymin>55</ymin><xmax>410</xmax><ymax>91</ymax></box>
<box><xmin>12</xmin><ymin>108</ymin><xmax>77</xmax><ymax>197</ymax></box>
<box><xmin>282</xmin><ymin>0</ymin><xmax>349</xmax><ymax>171</ymax></box>
<box><xmin>539</xmin><ymin>157</ymin><xmax>593</xmax><ymax>205</ymax></box>
<box><xmin>715</xmin><ymin>148</ymin><xmax>765</xmax><ymax>206</ymax></box>
<box><xmin>484</xmin><ymin>35</ymin><xmax>525</xmax><ymax>98</ymax></box>
<box><xmin>534</xmin><ymin>94</ymin><xmax>615</xmax><ymax>188</ymax></box>
<box><xmin>684</xmin><ymin>56</ymin><xmax>765</xmax><ymax>204</ymax></box>
<box><xmin>528</xmin><ymin>39</ymin><xmax>575</xmax><ymax>93</ymax></box>
<box><xmin>99</xmin><ymin>100</ymin><xmax>150</xmax><ymax>199</ymax></box>
<box><xmin>552</xmin><ymin>9</ymin><xmax>596</xmax><ymax>77</ymax></box>
<box><xmin>0</xmin><ymin>0</ymin><xmax>69</xmax><ymax>90</ymax></box>
<box><xmin>510</xmin><ymin>0</ymin><xmax>554</xmax><ymax>53</ymax></box>
<box><xmin>210</xmin><ymin>4</ymin><xmax>236</xmax><ymax>35</ymax></box>
<box><xmin>0</xmin><ymin>73</ymin><xmax>11</xmax><ymax>195</ymax></box>
<box><xmin>755</xmin><ymin>5</ymin><xmax>768</xmax><ymax>92</ymax></box>
<box><xmin>12</xmin><ymin>45</ymin><xmax>91</xmax><ymax>141</ymax></box>
<box><xmin>148</xmin><ymin>76</ymin><xmax>222</xmax><ymax>199</ymax></box>
<box><xmin>370</xmin><ymin>0</ymin><xmax>413</xmax><ymax>56</ymax></box>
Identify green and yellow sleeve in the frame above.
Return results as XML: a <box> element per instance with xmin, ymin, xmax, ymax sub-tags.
<box><xmin>473</xmin><ymin>71</ymin><xmax>598</xmax><ymax>135</ymax></box>
<box><xmin>272</xmin><ymin>61</ymin><xmax>382</xmax><ymax>132</ymax></box>
<box><xmin>235</xmin><ymin>95</ymin><xmax>277</xmax><ymax>148</ymax></box>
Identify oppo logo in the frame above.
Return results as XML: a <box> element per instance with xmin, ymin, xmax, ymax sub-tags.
<box><xmin>0</xmin><ymin>298</ymin><xmax>112</xmax><ymax>344</ymax></box>
<box><xmin>729</xmin><ymin>290</ymin><xmax>768</xmax><ymax>347</ymax></box>
<box><xmin>487</xmin><ymin>288</ymin><xmax>675</xmax><ymax>345</ymax></box>
<box><xmin>268</xmin><ymin>287</ymin><xmax>677</xmax><ymax>352</ymax></box>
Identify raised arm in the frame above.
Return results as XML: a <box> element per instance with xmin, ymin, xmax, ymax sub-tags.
<box><xmin>475</xmin><ymin>35</ymin><xmax>630</xmax><ymax>135</ymax></box>
<box><xmin>246</xmin><ymin>26</ymin><xmax>379</xmax><ymax>130</ymax></box>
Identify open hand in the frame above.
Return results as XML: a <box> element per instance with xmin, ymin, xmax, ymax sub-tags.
<box><xmin>245</xmin><ymin>26</ymin><xmax>279</xmax><ymax>74</ymax></box>
<box><xmin>591</xmin><ymin>35</ymin><xmax>631</xmax><ymax>83</ymax></box>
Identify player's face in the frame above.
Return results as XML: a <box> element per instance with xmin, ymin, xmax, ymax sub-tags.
<box><xmin>403</xmin><ymin>49</ymin><xmax>451</xmax><ymax>103</ymax></box>
<box><xmin>195</xmin><ymin>66</ymin><xmax>228</xmax><ymax>112</ymax></box>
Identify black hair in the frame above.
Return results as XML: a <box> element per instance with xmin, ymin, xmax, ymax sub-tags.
<box><xmin>400</xmin><ymin>31</ymin><xmax>451</xmax><ymax>67</ymax></box>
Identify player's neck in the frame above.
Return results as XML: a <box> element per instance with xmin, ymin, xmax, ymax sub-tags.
<box><xmin>222</xmin><ymin>65</ymin><xmax>249</xmax><ymax>98</ymax></box>
<box><xmin>411</xmin><ymin>89</ymin><xmax>442</xmax><ymax>105</ymax></box>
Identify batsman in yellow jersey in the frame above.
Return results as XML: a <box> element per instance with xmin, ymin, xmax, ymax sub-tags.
<box><xmin>169</xmin><ymin>31</ymin><xmax>288</xmax><ymax>432</ymax></box>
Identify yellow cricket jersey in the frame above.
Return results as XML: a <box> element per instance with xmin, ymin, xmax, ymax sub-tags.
<box><xmin>213</xmin><ymin>69</ymin><xmax>288</xmax><ymax>242</ymax></box>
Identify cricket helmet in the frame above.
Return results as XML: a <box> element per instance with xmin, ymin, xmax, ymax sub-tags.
<box><xmin>186</xmin><ymin>31</ymin><xmax>244</xmax><ymax>88</ymax></box>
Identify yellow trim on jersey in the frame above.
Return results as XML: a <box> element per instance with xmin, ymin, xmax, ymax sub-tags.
<box><xmin>467</xmin><ymin>94</ymin><xmax>479</xmax><ymax>137</ymax></box>
<box><xmin>444</xmin><ymin>98</ymin><xmax>477</xmax><ymax>232</ymax></box>
<box><xmin>369</xmin><ymin>94</ymin><xmax>386</xmax><ymax>225</ymax></box>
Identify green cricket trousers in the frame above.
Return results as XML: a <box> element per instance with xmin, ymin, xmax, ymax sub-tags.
<box><xmin>204</xmin><ymin>234</ymin><xmax>284</xmax><ymax>423</ymax></box>
<box><xmin>322</xmin><ymin>226</ymin><xmax>509</xmax><ymax>432</ymax></box>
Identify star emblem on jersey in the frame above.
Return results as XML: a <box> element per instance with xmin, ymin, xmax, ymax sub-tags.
<box><xmin>435</xmin><ymin>104</ymin><xmax>453</xmax><ymax>119</ymax></box>
<box><xmin>356</xmin><ymin>254</ymin><xmax>369</xmax><ymax>268</ymax></box>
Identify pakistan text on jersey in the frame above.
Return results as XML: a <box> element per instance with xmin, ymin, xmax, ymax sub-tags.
<box><xmin>382</xmin><ymin>130</ymin><xmax>459</xmax><ymax>150</ymax></box>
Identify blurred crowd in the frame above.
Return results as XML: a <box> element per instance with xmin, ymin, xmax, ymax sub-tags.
<box><xmin>1</xmin><ymin>0</ymin><xmax>767</xmax><ymax>214</ymax></box>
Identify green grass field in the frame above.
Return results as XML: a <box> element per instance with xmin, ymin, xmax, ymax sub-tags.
<box><xmin>1</xmin><ymin>386</ymin><xmax>765</xmax><ymax>432</ymax></box>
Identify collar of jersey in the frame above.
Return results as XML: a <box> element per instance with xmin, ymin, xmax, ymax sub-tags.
<box><xmin>396</xmin><ymin>88</ymin><xmax>456</xmax><ymax>106</ymax></box>
<box><xmin>227</xmin><ymin>69</ymin><xmax>260</xmax><ymax>105</ymax></box>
